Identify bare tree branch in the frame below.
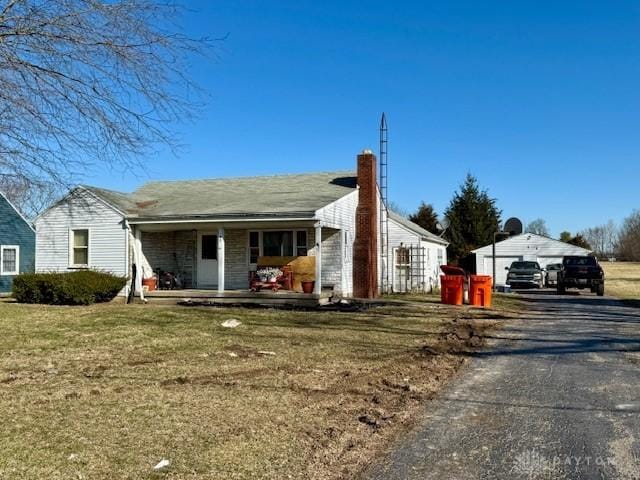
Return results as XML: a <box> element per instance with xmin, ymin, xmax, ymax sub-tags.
<box><xmin>0</xmin><ymin>0</ymin><xmax>217</xmax><ymax>201</ymax></box>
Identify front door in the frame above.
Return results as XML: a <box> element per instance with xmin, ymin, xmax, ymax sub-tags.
<box><xmin>197</xmin><ymin>232</ymin><xmax>218</xmax><ymax>287</ymax></box>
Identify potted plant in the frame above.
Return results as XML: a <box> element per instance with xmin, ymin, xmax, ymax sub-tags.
<box><xmin>300</xmin><ymin>275</ymin><xmax>315</xmax><ymax>294</ymax></box>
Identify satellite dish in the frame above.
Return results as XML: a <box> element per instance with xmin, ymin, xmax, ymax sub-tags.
<box><xmin>436</xmin><ymin>217</ymin><xmax>450</xmax><ymax>236</ymax></box>
<box><xmin>504</xmin><ymin>217</ymin><xmax>523</xmax><ymax>235</ymax></box>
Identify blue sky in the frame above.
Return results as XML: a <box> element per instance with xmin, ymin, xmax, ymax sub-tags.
<box><xmin>91</xmin><ymin>1</ymin><xmax>639</xmax><ymax>237</ymax></box>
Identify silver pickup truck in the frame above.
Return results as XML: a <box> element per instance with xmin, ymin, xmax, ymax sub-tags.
<box><xmin>506</xmin><ymin>261</ymin><xmax>544</xmax><ymax>288</ymax></box>
<box><xmin>544</xmin><ymin>263</ymin><xmax>563</xmax><ymax>287</ymax></box>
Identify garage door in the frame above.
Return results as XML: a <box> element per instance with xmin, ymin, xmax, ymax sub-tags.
<box><xmin>483</xmin><ymin>256</ymin><xmax>522</xmax><ymax>286</ymax></box>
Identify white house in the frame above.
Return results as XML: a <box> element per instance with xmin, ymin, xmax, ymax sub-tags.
<box><xmin>35</xmin><ymin>150</ymin><xmax>446</xmax><ymax>299</ymax></box>
<box><xmin>472</xmin><ymin>233</ymin><xmax>592</xmax><ymax>285</ymax></box>
<box><xmin>387</xmin><ymin>210</ymin><xmax>448</xmax><ymax>292</ymax></box>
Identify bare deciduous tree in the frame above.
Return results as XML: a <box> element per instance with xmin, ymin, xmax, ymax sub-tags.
<box><xmin>580</xmin><ymin>220</ymin><xmax>619</xmax><ymax>258</ymax></box>
<box><xmin>618</xmin><ymin>210</ymin><xmax>640</xmax><ymax>261</ymax></box>
<box><xmin>0</xmin><ymin>175</ymin><xmax>56</xmax><ymax>217</ymax></box>
<box><xmin>0</xmin><ymin>0</ymin><xmax>214</xmax><ymax>201</ymax></box>
<box><xmin>525</xmin><ymin>218</ymin><xmax>549</xmax><ymax>236</ymax></box>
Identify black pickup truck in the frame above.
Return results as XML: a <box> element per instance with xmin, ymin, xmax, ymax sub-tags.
<box><xmin>557</xmin><ymin>255</ymin><xmax>605</xmax><ymax>296</ymax></box>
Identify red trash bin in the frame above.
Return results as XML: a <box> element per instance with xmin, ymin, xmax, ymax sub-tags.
<box><xmin>441</xmin><ymin>275</ymin><xmax>464</xmax><ymax>305</ymax></box>
<box><xmin>440</xmin><ymin>265</ymin><xmax>466</xmax><ymax>305</ymax></box>
<box><xmin>469</xmin><ymin>275</ymin><xmax>492</xmax><ymax>308</ymax></box>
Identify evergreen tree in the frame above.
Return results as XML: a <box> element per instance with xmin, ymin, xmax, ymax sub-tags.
<box><xmin>568</xmin><ymin>234</ymin><xmax>592</xmax><ymax>250</ymax></box>
<box><xmin>409</xmin><ymin>202</ymin><xmax>439</xmax><ymax>233</ymax></box>
<box><xmin>559</xmin><ymin>231</ymin><xmax>572</xmax><ymax>243</ymax></box>
<box><xmin>444</xmin><ymin>174</ymin><xmax>501</xmax><ymax>262</ymax></box>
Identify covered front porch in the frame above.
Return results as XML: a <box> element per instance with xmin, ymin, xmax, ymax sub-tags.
<box><xmin>142</xmin><ymin>288</ymin><xmax>332</xmax><ymax>307</ymax></box>
<box><xmin>128</xmin><ymin>218</ymin><xmax>347</xmax><ymax>301</ymax></box>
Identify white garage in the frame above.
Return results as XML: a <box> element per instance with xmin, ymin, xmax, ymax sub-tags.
<box><xmin>472</xmin><ymin>233</ymin><xmax>592</xmax><ymax>286</ymax></box>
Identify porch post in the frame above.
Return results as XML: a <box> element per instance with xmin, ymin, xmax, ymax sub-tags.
<box><xmin>217</xmin><ymin>227</ymin><xmax>225</xmax><ymax>293</ymax></box>
<box><xmin>314</xmin><ymin>223</ymin><xmax>322</xmax><ymax>294</ymax></box>
<box><xmin>134</xmin><ymin>227</ymin><xmax>144</xmax><ymax>301</ymax></box>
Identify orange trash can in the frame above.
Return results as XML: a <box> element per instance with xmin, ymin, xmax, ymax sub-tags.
<box><xmin>469</xmin><ymin>275</ymin><xmax>492</xmax><ymax>307</ymax></box>
<box><xmin>440</xmin><ymin>275</ymin><xmax>464</xmax><ymax>305</ymax></box>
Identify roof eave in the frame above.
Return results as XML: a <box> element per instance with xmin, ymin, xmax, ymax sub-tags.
<box><xmin>127</xmin><ymin>211</ymin><xmax>318</xmax><ymax>224</ymax></box>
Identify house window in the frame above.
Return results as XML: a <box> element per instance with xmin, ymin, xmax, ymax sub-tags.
<box><xmin>201</xmin><ymin>235</ymin><xmax>217</xmax><ymax>260</ymax></box>
<box><xmin>263</xmin><ymin>231</ymin><xmax>294</xmax><ymax>256</ymax></box>
<box><xmin>248</xmin><ymin>229</ymin><xmax>309</xmax><ymax>263</ymax></box>
<box><xmin>249</xmin><ymin>232</ymin><xmax>260</xmax><ymax>264</ymax></box>
<box><xmin>0</xmin><ymin>246</ymin><xmax>19</xmax><ymax>275</ymax></box>
<box><xmin>437</xmin><ymin>249</ymin><xmax>443</xmax><ymax>265</ymax></box>
<box><xmin>396</xmin><ymin>247</ymin><xmax>410</xmax><ymax>266</ymax></box>
<box><xmin>71</xmin><ymin>229</ymin><xmax>89</xmax><ymax>267</ymax></box>
<box><xmin>296</xmin><ymin>231</ymin><xmax>308</xmax><ymax>256</ymax></box>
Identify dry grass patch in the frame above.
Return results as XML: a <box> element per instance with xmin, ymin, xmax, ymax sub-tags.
<box><xmin>0</xmin><ymin>296</ymin><xmax>520</xmax><ymax>479</ymax></box>
<box><xmin>602</xmin><ymin>262</ymin><xmax>640</xmax><ymax>306</ymax></box>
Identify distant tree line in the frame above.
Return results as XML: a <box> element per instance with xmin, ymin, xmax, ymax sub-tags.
<box><xmin>568</xmin><ymin>211</ymin><xmax>640</xmax><ymax>261</ymax></box>
<box><xmin>403</xmin><ymin>174</ymin><xmax>640</xmax><ymax>264</ymax></box>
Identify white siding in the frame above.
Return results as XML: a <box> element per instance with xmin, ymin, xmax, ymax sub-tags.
<box><xmin>421</xmin><ymin>239</ymin><xmax>447</xmax><ymax>290</ymax></box>
<box><xmin>473</xmin><ymin>233</ymin><xmax>592</xmax><ymax>285</ymax></box>
<box><xmin>35</xmin><ymin>190</ymin><xmax>128</xmax><ymax>276</ymax></box>
<box><xmin>315</xmin><ymin>190</ymin><xmax>358</xmax><ymax>296</ymax></box>
<box><xmin>388</xmin><ymin>216</ymin><xmax>420</xmax><ymax>249</ymax></box>
<box><xmin>388</xmin><ymin>216</ymin><xmax>447</xmax><ymax>292</ymax></box>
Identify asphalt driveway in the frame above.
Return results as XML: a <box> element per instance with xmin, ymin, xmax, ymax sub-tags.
<box><xmin>366</xmin><ymin>291</ymin><xmax>640</xmax><ymax>480</ymax></box>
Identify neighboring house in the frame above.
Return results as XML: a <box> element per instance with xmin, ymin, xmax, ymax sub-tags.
<box><xmin>34</xmin><ymin>150</ymin><xmax>446</xmax><ymax>298</ymax></box>
<box><xmin>472</xmin><ymin>233</ymin><xmax>592</xmax><ymax>285</ymax></box>
<box><xmin>0</xmin><ymin>192</ymin><xmax>35</xmax><ymax>293</ymax></box>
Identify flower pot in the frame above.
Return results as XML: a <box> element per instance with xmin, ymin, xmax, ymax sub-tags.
<box><xmin>142</xmin><ymin>277</ymin><xmax>157</xmax><ymax>291</ymax></box>
<box><xmin>301</xmin><ymin>281</ymin><xmax>315</xmax><ymax>294</ymax></box>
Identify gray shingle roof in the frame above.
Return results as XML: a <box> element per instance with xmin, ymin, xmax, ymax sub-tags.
<box><xmin>81</xmin><ymin>186</ymin><xmax>139</xmax><ymax>214</ymax></box>
<box><xmin>84</xmin><ymin>171</ymin><xmax>357</xmax><ymax>219</ymax></box>
<box><xmin>388</xmin><ymin>210</ymin><xmax>449</xmax><ymax>245</ymax></box>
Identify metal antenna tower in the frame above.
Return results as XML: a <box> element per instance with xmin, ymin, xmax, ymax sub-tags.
<box><xmin>379</xmin><ymin>113</ymin><xmax>390</xmax><ymax>294</ymax></box>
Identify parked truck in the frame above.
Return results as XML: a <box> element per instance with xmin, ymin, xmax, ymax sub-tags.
<box><xmin>557</xmin><ymin>256</ymin><xmax>605</xmax><ymax>296</ymax></box>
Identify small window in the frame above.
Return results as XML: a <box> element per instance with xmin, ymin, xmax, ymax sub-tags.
<box><xmin>71</xmin><ymin>229</ymin><xmax>89</xmax><ymax>267</ymax></box>
<box><xmin>296</xmin><ymin>230</ymin><xmax>308</xmax><ymax>256</ymax></box>
<box><xmin>249</xmin><ymin>232</ymin><xmax>260</xmax><ymax>264</ymax></box>
<box><xmin>396</xmin><ymin>247</ymin><xmax>410</xmax><ymax>266</ymax></box>
<box><xmin>1</xmin><ymin>246</ymin><xmax>19</xmax><ymax>275</ymax></box>
<box><xmin>437</xmin><ymin>249</ymin><xmax>444</xmax><ymax>265</ymax></box>
<box><xmin>201</xmin><ymin>235</ymin><xmax>217</xmax><ymax>260</ymax></box>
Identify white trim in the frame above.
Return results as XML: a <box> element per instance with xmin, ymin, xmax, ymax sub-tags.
<box><xmin>217</xmin><ymin>227</ymin><xmax>225</xmax><ymax>293</ymax></box>
<box><xmin>128</xmin><ymin>217</ymin><xmax>315</xmax><ymax>225</ymax></box>
<box><xmin>314</xmin><ymin>224</ymin><xmax>322</xmax><ymax>294</ymax></box>
<box><xmin>196</xmin><ymin>231</ymin><xmax>219</xmax><ymax>288</ymax></box>
<box><xmin>0</xmin><ymin>245</ymin><xmax>20</xmax><ymax>276</ymax></box>
<box><xmin>0</xmin><ymin>191</ymin><xmax>36</xmax><ymax>232</ymax></box>
<box><xmin>68</xmin><ymin>228</ymin><xmax>91</xmax><ymax>268</ymax></box>
<box><xmin>124</xmin><ymin>221</ymin><xmax>130</xmax><ymax>281</ymax></box>
<box><xmin>247</xmin><ymin>228</ymin><xmax>310</xmax><ymax>266</ymax></box>
<box><xmin>133</xmin><ymin>227</ymin><xmax>144</xmax><ymax>301</ymax></box>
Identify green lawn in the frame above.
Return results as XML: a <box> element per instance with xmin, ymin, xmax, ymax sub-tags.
<box><xmin>0</xmin><ymin>296</ymin><xmax>520</xmax><ymax>479</ymax></box>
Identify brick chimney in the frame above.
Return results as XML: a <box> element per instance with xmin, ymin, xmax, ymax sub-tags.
<box><xmin>353</xmin><ymin>149</ymin><xmax>379</xmax><ymax>298</ymax></box>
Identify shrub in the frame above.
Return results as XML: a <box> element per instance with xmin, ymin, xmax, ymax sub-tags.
<box><xmin>12</xmin><ymin>271</ymin><xmax>127</xmax><ymax>305</ymax></box>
